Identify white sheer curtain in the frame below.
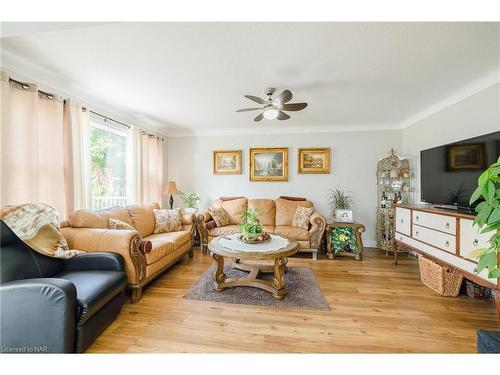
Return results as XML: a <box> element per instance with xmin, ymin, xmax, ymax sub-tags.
<box><xmin>0</xmin><ymin>72</ymin><xmax>67</xmax><ymax>217</ymax></box>
<box><xmin>131</xmin><ymin>125</ymin><xmax>164</xmax><ymax>205</ymax></box>
<box><xmin>63</xmin><ymin>99</ymin><xmax>91</xmax><ymax>214</ymax></box>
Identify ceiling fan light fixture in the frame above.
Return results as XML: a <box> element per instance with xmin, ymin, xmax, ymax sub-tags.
<box><xmin>263</xmin><ymin>106</ymin><xmax>279</xmax><ymax>120</ymax></box>
<box><xmin>237</xmin><ymin>88</ymin><xmax>307</xmax><ymax>122</ymax></box>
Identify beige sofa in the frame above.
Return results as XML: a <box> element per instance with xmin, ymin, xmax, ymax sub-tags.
<box><xmin>61</xmin><ymin>203</ymin><xmax>198</xmax><ymax>302</ymax></box>
<box><xmin>198</xmin><ymin>197</ymin><xmax>326</xmax><ymax>260</ymax></box>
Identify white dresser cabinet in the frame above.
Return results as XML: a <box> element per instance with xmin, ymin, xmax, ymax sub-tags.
<box><xmin>459</xmin><ymin>218</ymin><xmax>492</xmax><ymax>261</ymax></box>
<box><xmin>395</xmin><ymin>207</ymin><xmax>411</xmax><ymax>236</ymax></box>
<box><xmin>393</xmin><ymin>204</ymin><xmax>499</xmax><ymax>321</ymax></box>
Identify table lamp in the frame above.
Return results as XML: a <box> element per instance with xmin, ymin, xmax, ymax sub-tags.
<box><xmin>163</xmin><ymin>181</ymin><xmax>178</xmax><ymax>210</ymax></box>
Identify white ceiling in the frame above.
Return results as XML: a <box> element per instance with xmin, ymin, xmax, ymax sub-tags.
<box><xmin>1</xmin><ymin>22</ymin><xmax>499</xmax><ymax>136</ymax></box>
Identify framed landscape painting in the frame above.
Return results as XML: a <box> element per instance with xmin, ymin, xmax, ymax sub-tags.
<box><xmin>249</xmin><ymin>147</ymin><xmax>288</xmax><ymax>182</ymax></box>
<box><xmin>213</xmin><ymin>150</ymin><xmax>242</xmax><ymax>174</ymax></box>
<box><xmin>447</xmin><ymin>144</ymin><xmax>485</xmax><ymax>171</ymax></box>
<box><xmin>298</xmin><ymin>147</ymin><xmax>330</xmax><ymax>174</ymax></box>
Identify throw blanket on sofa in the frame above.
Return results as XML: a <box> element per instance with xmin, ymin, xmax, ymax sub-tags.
<box><xmin>0</xmin><ymin>203</ymin><xmax>84</xmax><ymax>259</ymax></box>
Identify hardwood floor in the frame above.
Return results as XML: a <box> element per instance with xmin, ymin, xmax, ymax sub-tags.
<box><xmin>87</xmin><ymin>248</ymin><xmax>498</xmax><ymax>353</ymax></box>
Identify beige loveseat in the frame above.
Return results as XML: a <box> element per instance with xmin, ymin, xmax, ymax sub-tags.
<box><xmin>61</xmin><ymin>203</ymin><xmax>198</xmax><ymax>302</ymax></box>
<box><xmin>198</xmin><ymin>197</ymin><xmax>326</xmax><ymax>260</ymax></box>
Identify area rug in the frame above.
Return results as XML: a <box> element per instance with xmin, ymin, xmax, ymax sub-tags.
<box><xmin>183</xmin><ymin>264</ymin><xmax>330</xmax><ymax>310</ymax></box>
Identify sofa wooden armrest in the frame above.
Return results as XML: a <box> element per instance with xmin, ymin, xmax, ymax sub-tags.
<box><xmin>61</xmin><ymin>227</ymin><xmax>146</xmax><ymax>285</ymax></box>
<box><xmin>199</xmin><ymin>212</ymin><xmax>212</xmax><ymax>223</ymax></box>
<box><xmin>182</xmin><ymin>213</ymin><xmax>198</xmax><ymax>244</ymax></box>
<box><xmin>196</xmin><ymin>213</ymin><xmax>210</xmax><ymax>247</ymax></box>
<box><xmin>309</xmin><ymin>212</ymin><xmax>327</xmax><ymax>249</ymax></box>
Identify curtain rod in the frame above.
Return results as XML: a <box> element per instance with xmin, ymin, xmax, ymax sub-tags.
<box><xmin>89</xmin><ymin>111</ymin><xmax>164</xmax><ymax>141</ymax></box>
<box><xmin>9</xmin><ymin>76</ymin><xmax>165</xmax><ymax>141</ymax></box>
<box><xmin>9</xmin><ymin>77</ymin><xmax>56</xmax><ymax>100</ymax></box>
<box><xmin>89</xmin><ymin>110</ymin><xmax>131</xmax><ymax>129</ymax></box>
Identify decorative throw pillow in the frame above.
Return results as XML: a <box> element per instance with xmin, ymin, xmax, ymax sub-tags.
<box><xmin>0</xmin><ymin>203</ymin><xmax>84</xmax><ymax>259</ymax></box>
<box><xmin>205</xmin><ymin>220</ymin><xmax>217</xmax><ymax>230</ymax></box>
<box><xmin>207</xmin><ymin>207</ymin><xmax>230</xmax><ymax>227</ymax></box>
<box><xmin>153</xmin><ymin>208</ymin><xmax>183</xmax><ymax>234</ymax></box>
<box><xmin>108</xmin><ymin>218</ymin><xmax>136</xmax><ymax>230</ymax></box>
<box><xmin>292</xmin><ymin>206</ymin><xmax>314</xmax><ymax>230</ymax></box>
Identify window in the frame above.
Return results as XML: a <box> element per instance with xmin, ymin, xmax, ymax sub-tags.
<box><xmin>89</xmin><ymin>117</ymin><xmax>129</xmax><ymax>210</ymax></box>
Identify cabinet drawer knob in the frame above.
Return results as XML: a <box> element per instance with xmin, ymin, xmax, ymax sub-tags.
<box><xmin>400</xmin><ymin>219</ymin><xmax>404</xmax><ymax>223</ymax></box>
<box><xmin>415</xmin><ymin>216</ymin><xmax>419</xmax><ymax>221</ymax></box>
<box><xmin>415</xmin><ymin>231</ymin><xmax>419</xmax><ymax>236</ymax></box>
<box><xmin>445</xmin><ymin>222</ymin><xmax>450</xmax><ymax>229</ymax></box>
<box><xmin>445</xmin><ymin>241</ymin><xmax>449</xmax><ymax>247</ymax></box>
<box><xmin>473</xmin><ymin>239</ymin><xmax>479</xmax><ymax>246</ymax></box>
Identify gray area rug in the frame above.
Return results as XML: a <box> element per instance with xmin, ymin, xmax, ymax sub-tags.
<box><xmin>183</xmin><ymin>264</ymin><xmax>330</xmax><ymax>310</ymax></box>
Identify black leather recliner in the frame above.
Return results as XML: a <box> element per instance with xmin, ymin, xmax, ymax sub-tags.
<box><xmin>0</xmin><ymin>220</ymin><xmax>127</xmax><ymax>353</ymax></box>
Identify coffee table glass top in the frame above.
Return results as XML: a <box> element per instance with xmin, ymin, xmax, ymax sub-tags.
<box><xmin>218</xmin><ymin>234</ymin><xmax>289</xmax><ymax>252</ymax></box>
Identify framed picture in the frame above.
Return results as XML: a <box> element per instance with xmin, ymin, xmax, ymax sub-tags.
<box><xmin>298</xmin><ymin>147</ymin><xmax>330</xmax><ymax>174</ymax></box>
<box><xmin>447</xmin><ymin>144</ymin><xmax>485</xmax><ymax>171</ymax></box>
<box><xmin>213</xmin><ymin>150</ymin><xmax>242</xmax><ymax>175</ymax></box>
<box><xmin>249</xmin><ymin>147</ymin><xmax>288</xmax><ymax>182</ymax></box>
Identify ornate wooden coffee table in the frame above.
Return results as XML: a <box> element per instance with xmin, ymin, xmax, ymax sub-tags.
<box><xmin>208</xmin><ymin>234</ymin><xmax>300</xmax><ymax>299</ymax></box>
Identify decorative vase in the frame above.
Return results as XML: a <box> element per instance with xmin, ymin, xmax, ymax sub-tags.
<box><xmin>183</xmin><ymin>207</ymin><xmax>198</xmax><ymax>214</ymax></box>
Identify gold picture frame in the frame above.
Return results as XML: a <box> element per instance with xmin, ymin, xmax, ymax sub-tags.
<box><xmin>249</xmin><ymin>147</ymin><xmax>288</xmax><ymax>182</ymax></box>
<box><xmin>213</xmin><ymin>150</ymin><xmax>242</xmax><ymax>175</ymax></box>
<box><xmin>298</xmin><ymin>147</ymin><xmax>330</xmax><ymax>174</ymax></box>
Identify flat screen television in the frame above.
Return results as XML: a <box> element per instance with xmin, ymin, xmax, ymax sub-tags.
<box><xmin>420</xmin><ymin>130</ymin><xmax>500</xmax><ymax>212</ymax></box>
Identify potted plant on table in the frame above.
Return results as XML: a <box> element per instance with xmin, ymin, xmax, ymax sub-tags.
<box><xmin>328</xmin><ymin>187</ymin><xmax>354</xmax><ymax>222</ymax></box>
<box><xmin>179</xmin><ymin>192</ymin><xmax>200</xmax><ymax>214</ymax></box>
<box><xmin>469</xmin><ymin>155</ymin><xmax>500</xmax><ymax>279</ymax></box>
<box><xmin>239</xmin><ymin>208</ymin><xmax>271</xmax><ymax>243</ymax></box>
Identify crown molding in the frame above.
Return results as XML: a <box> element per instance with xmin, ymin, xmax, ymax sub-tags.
<box><xmin>166</xmin><ymin>123</ymin><xmax>401</xmax><ymax>138</ymax></box>
<box><xmin>399</xmin><ymin>70</ymin><xmax>500</xmax><ymax>129</ymax></box>
<box><xmin>4</xmin><ymin>46</ymin><xmax>498</xmax><ymax>138</ymax></box>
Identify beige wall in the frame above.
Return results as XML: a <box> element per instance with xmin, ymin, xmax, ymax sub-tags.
<box><xmin>167</xmin><ymin>130</ymin><xmax>402</xmax><ymax>246</ymax></box>
<box><xmin>402</xmin><ymin>83</ymin><xmax>500</xmax><ymax>203</ymax></box>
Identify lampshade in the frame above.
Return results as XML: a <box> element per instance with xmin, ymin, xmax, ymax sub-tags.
<box><xmin>163</xmin><ymin>181</ymin><xmax>178</xmax><ymax>195</ymax></box>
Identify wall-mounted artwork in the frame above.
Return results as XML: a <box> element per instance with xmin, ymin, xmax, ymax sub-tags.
<box><xmin>447</xmin><ymin>144</ymin><xmax>485</xmax><ymax>171</ymax></box>
<box><xmin>213</xmin><ymin>150</ymin><xmax>242</xmax><ymax>174</ymax></box>
<box><xmin>298</xmin><ymin>147</ymin><xmax>330</xmax><ymax>174</ymax></box>
<box><xmin>249</xmin><ymin>147</ymin><xmax>288</xmax><ymax>182</ymax></box>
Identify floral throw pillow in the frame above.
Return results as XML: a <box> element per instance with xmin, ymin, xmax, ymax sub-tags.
<box><xmin>292</xmin><ymin>206</ymin><xmax>314</xmax><ymax>230</ymax></box>
<box><xmin>207</xmin><ymin>207</ymin><xmax>230</xmax><ymax>227</ymax></box>
<box><xmin>153</xmin><ymin>208</ymin><xmax>183</xmax><ymax>234</ymax></box>
<box><xmin>108</xmin><ymin>218</ymin><xmax>135</xmax><ymax>230</ymax></box>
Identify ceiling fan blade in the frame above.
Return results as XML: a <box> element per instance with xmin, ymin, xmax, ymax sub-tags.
<box><xmin>281</xmin><ymin>102</ymin><xmax>308</xmax><ymax>111</ymax></box>
<box><xmin>277</xmin><ymin>111</ymin><xmax>290</xmax><ymax>120</ymax></box>
<box><xmin>236</xmin><ymin>108</ymin><xmax>261</xmax><ymax>112</ymax></box>
<box><xmin>274</xmin><ymin>90</ymin><xmax>293</xmax><ymax>104</ymax></box>
<box><xmin>244</xmin><ymin>95</ymin><xmax>267</xmax><ymax>105</ymax></box>
<box><xmin>254</xmin><ymin>113</ymin><xmax>264</xmax><ymax>122</ymax></box>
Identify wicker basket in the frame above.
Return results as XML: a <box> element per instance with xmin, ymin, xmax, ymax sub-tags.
<box><xmin>464</xmin><ymin>280</ymin><xmax>492</xmax><ymax>299</ymax></box>
<box><xmin>418</xmin><ymin>256</ymin><xmax>463</xmax><ymax>297</ymax></box>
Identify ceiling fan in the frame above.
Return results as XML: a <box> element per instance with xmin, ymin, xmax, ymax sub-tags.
<box><xmin>236</xmin><ymin>87</ymin><xmax>308</xmax><ymax>122</ymax></box>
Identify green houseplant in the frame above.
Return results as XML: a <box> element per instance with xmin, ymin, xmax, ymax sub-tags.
<box><xmin>239</xmin><ymin>208</ymin><xmax>270</xmax><ymax>243</ymax></box>
<box><xmin>328</xmin><ymin>187</ymin><xmax>354</xmax><ymax>222</ymax></box>
<box><xmin>469</xmin><ymin>155</ymin><xmax>500</xmax><ymax>279</ymax></box>
<box><xmin>179</xmin><ymin>192</ymin><xmax>200</xmax><ymax>214</ymax></box>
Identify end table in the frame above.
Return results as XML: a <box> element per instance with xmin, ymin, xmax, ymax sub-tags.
<box><xmin>326</xmin><ymin>221</ymin><xmax>366</xmax><ymax>260</ymax></box>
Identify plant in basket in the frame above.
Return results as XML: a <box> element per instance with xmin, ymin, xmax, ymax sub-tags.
<box><xmin>239</xmin><ymin>208</ymin><xmax>270</xmax><ymax>243</ymax></box>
